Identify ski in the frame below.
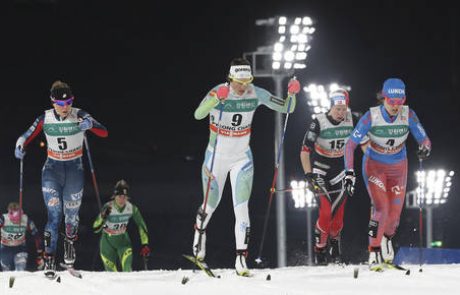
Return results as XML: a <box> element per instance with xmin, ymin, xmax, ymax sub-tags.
<box><xmin>60</xmin><ymin>263</ymin><xmax>83</xmax><ymax>279</ymax></box>
<box><xmin>183</xmin><ymin>254</ymin><xmax>219</xmax><ymax>278</ymax></box>
<box><xmin>385</xmin><ymin>262</ymin><xmax>411</xmax><ymax>275</ymax></box>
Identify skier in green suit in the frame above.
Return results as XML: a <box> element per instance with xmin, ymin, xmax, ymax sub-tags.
<box><xmin>93</xmin><ymin>179</ymin><xmax>150</xmax><ymax>271</ymax></box>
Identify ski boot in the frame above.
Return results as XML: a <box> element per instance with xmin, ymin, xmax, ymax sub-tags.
<box><xmin>192</xmin><ymin>224</ymin><xmax>206</xmax><ymax>261</ymax></box>
<box><xmin>329</xmin><ymin>238</ymin><xmax>342</xmax><ymax>265</ymax></box>
<box><xmin>64</xmin><ymin>236</ymin><xmax>76</xmax><ymax>267</ymax></box>
<box><xmin>380</xmin><ymin>235</ymin><xmax>394</xmax><ymax>264</ymax></box>
<box><xmin>235</xmin><ymin>250</ymin><xmax>250</xmax><ymax>277</ymax></box>
<box><xmin>44</xmin><ymin>254</ymin><xmax>57</xmax><ymax>279</ymax></box>
<box><xmin>314</xmin><ymin>246</ymin><xmax>328</xmax><ymax>266</ymax></box>
<box><xmin>368</xmin><ymin>247</ymin><xmax>384</xmax><ymax>272</ymax></box>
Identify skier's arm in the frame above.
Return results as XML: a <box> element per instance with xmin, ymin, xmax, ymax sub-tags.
<box><xmin>27</xmin><ymin>218</ymin><xmax>43</xmax><ymax>251</ymax></box>
<box><xmin>408</xmin><ymin>109</ymin><xmax>431</xmax><ymax>148</ymax></box>
<box><xmin>16</xmin><ymin>114</ymin><xmax>45</xmax><ymax>150</ymax></box>
<box><xmin>0</xmin><ymin>215</ymin><xmax>4</xmax><ymax>228</ymax></box>
<box><xmin>194</xmin><ymin>88</ymin><xmax>220</xmax><ymax>120</ymax></box>
<box><xmin>132</xmin><ymin>205</ymin><xmax>149</xmax><ymax>245</ymax></box>
<box><xmin>300</xmin><ymin>118</ymin><xmax>320</xmax><ymax>173</ymax></box>
<box><xmin>77</xmin><ymin>109</ymin><xmax>108</xmax><ymax>137</ymax></box>
<box><xmin>255</xmin><ymin>86</ymin><xmax>296</xmax><ymax>114</ymax></box>
<box><xmin>352</xmin><ymin>113</ymin><xmax>370</xmax><ymax>153</ymax></box>
<box><xmin>93</xmin><ymin>203</ymin><xmax>111</xmax><ymax>233</ymax></box>
<box><xmin>345</xmin><ymin>111</ymin><xmax>372</xmax><ymax>170</ymax></box>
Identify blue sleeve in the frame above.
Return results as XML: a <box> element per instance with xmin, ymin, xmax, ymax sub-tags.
<box><xmin>344</xmin><ymin>111</ymin><xmax>372</xmax><ymax>170</ymax></box>
<box><xmin>408</xmin><ymin>109</ymin><xmax>430</xmax><ymax>145</ymax></box>
<box><xmin>255</xmin><ymin>86</ymin><xmax>296</xmax><ymax>113</ymax></box>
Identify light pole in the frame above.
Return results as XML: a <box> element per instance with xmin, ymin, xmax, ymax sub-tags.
<box><xmin>290</xmin><ymin>180</ymin><xmax>318</xmax><ymax>265</ymax></box>
<box><xmin>244</xmin><ymin>15</ymin><xmax>315</xmax><ymax>267</ymax></box>
<box><xmin>406</xmin><ymin>169</ymin><xmax>455</xmax><ymax>248</ymax></box>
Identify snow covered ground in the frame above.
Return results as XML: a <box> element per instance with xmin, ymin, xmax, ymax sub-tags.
<box><xmin>1</xmin><ymin>264</ymin><xmax>459</xmax><ymax>295</ymax></box>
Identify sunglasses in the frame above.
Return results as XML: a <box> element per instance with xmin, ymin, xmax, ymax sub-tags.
<box><xmin>385</xmin><ymin>97</ymin><xmax>405</xmax><ymax>106</ymax></box>
<box><xmin>52</xmin><ymin>97</ymin><xmax>74</xmax><ymax>107</ymax></box>
<box><xmin>231</xmin><ymin>77</ymin><xmax>254</xmax><ymax>86</ymax></box>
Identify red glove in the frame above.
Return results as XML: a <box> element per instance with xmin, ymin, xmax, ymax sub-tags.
<box><xmin>216</xmin><ymin>84</ymin><xmax>230</xmax><ymax>100</ymax></box>
<box><xmin>288</xmin><ymin>78</ymin><xmax>301</xmax><ymax>95</ymax></box>
<box><xmin>140</xmin><ymin>245</ymin><xmax>151</xmax><ymax>257</ymax></box>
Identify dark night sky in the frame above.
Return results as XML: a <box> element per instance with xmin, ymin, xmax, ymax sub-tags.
<box><xmin>0</xmin><ymin>0</ymin><xmax>459</xmax><ymax>271</ymax></box>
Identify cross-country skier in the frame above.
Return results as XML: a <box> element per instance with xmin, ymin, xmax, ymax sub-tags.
<box><xmin>343</xmin><ymin>78</ymin><xmax>431</xmax><ymax>271</ymax></box>
<box><xmin>191</xmin><ymin>57</ymin><xmax>300</xmax><ymax>276</ymax></box>
<box><xmin>0</xmin><ymin>202</ymin><xmax>44</xmax><ymax>271</ymax></box>
<box><xmin>300</xmin><ymin>89</ymin><xmax>368</xmax><ymax>265</ymax></box>
<box><xmin>93</xmin><ymin>180</ymin><xmax>150</xmax><ymax>272</ymax></box>
<box><xmin>14</xmin><ymin>80</ymin><xmax>108</xmax><ymax>277</ymax></box>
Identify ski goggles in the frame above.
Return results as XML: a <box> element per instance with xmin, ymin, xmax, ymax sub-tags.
<box><xmin>230</xmin><ymin>76</ymin><xmax>254</xmax><ymax>86</ymax></box>
<box><xmin>51</xmin><ymin>97</ymin><xmax>74</xmax><ymax>107</ymax></box>
<box><xmin>384</xmin><ymin>97</ymin><xmax>405</xmax><ymax>106</ymax></box>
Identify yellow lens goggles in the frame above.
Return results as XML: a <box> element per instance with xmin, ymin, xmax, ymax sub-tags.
<box><xmin>230</xmin><ymin>76</ymin><xmax>254</xmax><ymax>86</ymax></box>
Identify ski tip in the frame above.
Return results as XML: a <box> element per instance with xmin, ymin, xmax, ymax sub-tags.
<box><xmin>405</xmin><ymin>269</ymin><xmax>411</xmax><ymax>276</ymax></box>
<box><xmin>353</xmin><ymin>267</ymin><xmax>359</xmax><ymax>279</ymax></box>
<box><xmin>266</xmin><ymin>274</ymin><xmax>271</xmax><ymax>281</ymax></box>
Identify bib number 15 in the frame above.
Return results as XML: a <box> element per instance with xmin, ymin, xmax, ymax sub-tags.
<box><xmin>329</xmin><ymin>139</ymin><xmax>345</xmax><ymax>150</ymax></box>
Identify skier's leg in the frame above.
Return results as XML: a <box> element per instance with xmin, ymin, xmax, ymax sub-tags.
<box><xmin>100</xmin><ymin>234</ymin><xmax>119</xmax><ymax>272</ymax></box>
<box><xmin>329</xmin><ymin>191</ymin><xmax>347</xmax><ymax>263</ymax></box>
<box><xmin>193</xmin><ymin>149</ymin><xmax>229</xmax><ymax>259</ymax></box>
<box><xmin>314</xmin><ymin>194</ymin><xmax>331</xmax><ymax>265</ymax></box>
<box><xmin>117</xmin><ymin>234</ymin><xmax>133</xmax><ymax>272</ymax></box>
<box><xmin>381</xmin><ymin>159</ymin><xmax>408</xmax><ymax>263</ymax></box>
<box><xmin>230</xmin><ymin>150</ymin><xmax>254</xmax><ymax>276</ymax></box>
<box><xmin>14</xmin><ymin>251</ymin><xmax>28</xmax><ymax>271</ymax></box>
<box><xmin>62</xmin><ymin>158</ymin><xmax>84</xmax><ymax>265</ymax></box>
<box><xmin>363</xmin><ymin>156</ymin><xmax>389</xmax><ymax>269</ymax></box>
<box><xmin>42</xmin><ymin>159</ymin><xmax>64</xmax><ymax>256</ymax></box>
<box><xmin>0</xmin><ymin>246</ymin><xmax>14</xmax><ymax>271</ymax></box>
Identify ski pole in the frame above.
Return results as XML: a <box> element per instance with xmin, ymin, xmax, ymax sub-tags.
<box><xmin>84</xmin><ymin>136</ymin><xmax>102</xmax><ymax>211</ymax></box>
<box><xmin>418</xmin><ymin>158</ymin><xmax>424</xmax><ymax>272</ymax></box>
<box><xmin>195</xmin><ymin>88</ymin><xmax>226</xmax><ymax>260</ymax></box>
<box><xmin>255</xmin><ymin>85</ymin><xmax>295</xmax><ymax>265</ymax></box>
<box><xmin>273</xmin><ymin>187</ymin><xmax>343</xmax><ymax>195</ymax></box>
<box><xmin>18</xmin><ymin>159</ymin><xmax>24</xmax><ymax>227</ymax></box>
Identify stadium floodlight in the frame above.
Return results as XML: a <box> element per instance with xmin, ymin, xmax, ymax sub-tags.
<box><xmin>290</xmin><ymin>180</ymin><xmax>317</xmax><ymax>209</ymax></box>
<box><xmin>272</xmin><ymin>16</ymin><xmax>315</xmax><ymax>71</ymax></box>
<box><xmin>416</xmin><ymin>169</ymin><xmax>454</xmax><ymax>205</ymax></box>
<box><xmin>407</xmin><ymin>168</ymin><xmax>455</xmax><ymax>248</ymax></box>
<box><xmin>303</xmin><ymin>83</ymin><xmax>352</xmax><ymax>118</ymax></box>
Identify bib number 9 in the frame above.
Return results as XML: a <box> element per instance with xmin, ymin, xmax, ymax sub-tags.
<box><xmin>231</xmin><ymin>114</ymin><xmax>242</xmax><ymax>127</ymax></box>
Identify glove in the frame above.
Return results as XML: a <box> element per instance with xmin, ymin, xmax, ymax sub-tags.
<box><xmin>101</xmin><ymin>205</ymin><xmax>112</xmax><ymax>219</ymax></box>
<box><xmin>79</xmin><ymin>118</ymin><xmax>93</xmax><ymax>131</ymax></box>
<box><xmin>305</xmin><ymin>172</ymin><xmax>322</xmax><ymax>193</ymax></box>
<box><xmin>140</xmin><ymin>244</ymin><xmax>151</xmax><ymax>257</ymax></box>
<box><xmin>287</xmin><ymin>78</ymin><xmax>300</xmax><ymax>95</ymax></box>
<box><xmin>417</xmin><ymin>144</ymin><xmax>431</xmax><ymax>160</ymax></box>
<box><xmin>36</xmin><ymin>250</ymin><xmax>45</xmax><ymax>270</ymax></box>
<box><xmin>343</xmin><ymin>170</ymin><xmax>356</xmax><ymax>197</ymax></box>
<box><xmin>15</xmin><ymin>145</ymin><xmax>26</xmax><ymax>160</ymax></box>
<box><xmin>216</xmin><ymin>84</ymin><xmax>230</xmax><ymax>101</ymax></box>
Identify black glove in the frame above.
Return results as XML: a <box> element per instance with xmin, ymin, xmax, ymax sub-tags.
<box><xmin>343</xmin><ymin>170</ymin><xmax>356</xmax><ymax>197</ymax></box>
<box><xmin>305</xmin><ymin>172</ymin><xmax>322</xmax><ymax>193</ymax></box>
<box><xmin>101</xmin><ymin>205</ymin><xmax>112</xmax><ymax>219</ymax></box>
<box><xmin>417</xmin><ymin>144</ymin><xmax>431</xmax><ymax>161</ymax></box>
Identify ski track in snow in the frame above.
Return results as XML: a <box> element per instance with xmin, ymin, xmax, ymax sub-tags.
<box><xmin>1</xmin><ymin>264</ymin><xmax>459</xmax><ymax>295</ymax></box>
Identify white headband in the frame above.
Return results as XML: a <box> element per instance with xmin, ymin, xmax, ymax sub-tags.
<box><xmin>229</xmin><ymin>65</ymin><xmax>252</xmax><ymax>80</ymax></box>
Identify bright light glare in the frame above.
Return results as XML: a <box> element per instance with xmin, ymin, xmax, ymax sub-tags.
<box><xmin>272</xmin><ymin>16</ymin><xmax>315</xmax><ymax>70</ymax></box>
<box><xmin>416</xmin><ymin>169</ymin><xmax>455</xmax><ymax>206</ymax></box>
<box><xmin>290</xmin><ymin>180</ymin><xmax>317</xmax><ymax>208</ymax></box>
